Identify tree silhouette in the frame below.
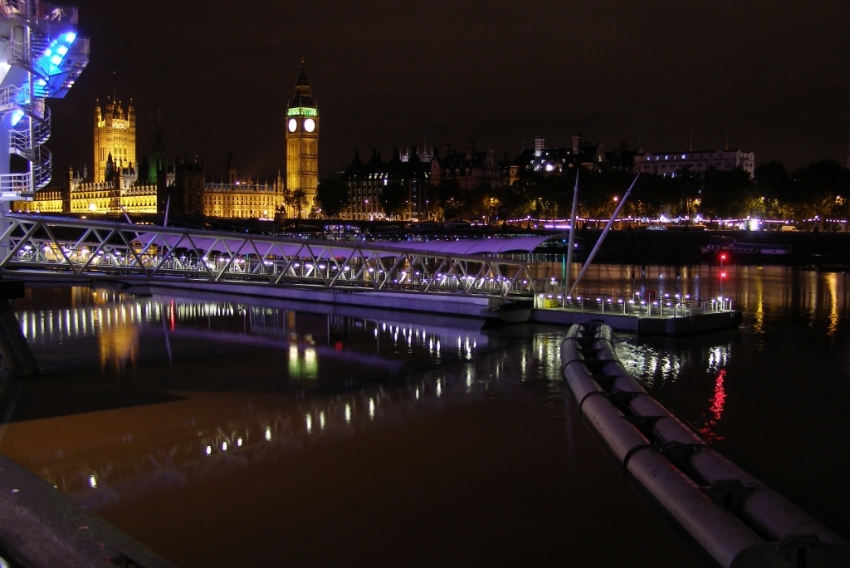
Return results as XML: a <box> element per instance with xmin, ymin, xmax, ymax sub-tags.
<box><xmin>316</xmin><ymin>176</ymin><xmax>348</xmax><ymax>218</ymax></box>
<box><xmin>379</xmin><ymin>182</ymin><xmax>407</xmax><ymax>220</ymax></box>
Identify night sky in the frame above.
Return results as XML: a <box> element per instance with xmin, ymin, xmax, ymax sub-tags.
<box><xmin>47</xmin><ymin>0</ymin><xmax>850</xmax><ymax>182</ymax></box>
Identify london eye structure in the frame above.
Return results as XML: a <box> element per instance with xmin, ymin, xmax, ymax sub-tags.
<box><xmin>0</xmin><ymin>0</ymin><xmax>88</xmax><ymax>202</ymax></box>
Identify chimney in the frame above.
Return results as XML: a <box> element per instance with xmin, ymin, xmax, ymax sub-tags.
<box><xmin>534</xmin><ymin>136</ymin><xmax>545</xmax><ymax>157</ymax></box>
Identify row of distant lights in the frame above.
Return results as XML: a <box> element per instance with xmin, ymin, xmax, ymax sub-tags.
<box><xmin>200</xmin><ymin>376</ymin><xmax>451</xmax><ymax>459</ymax></box>
<box><xmin>88</xmin><ymin>372</ymin><xmax>464</xmax><ymax>487</ymax></box>
<box><xmin>196</xmin><ymin>321</ymin><xmax>465</xmax><ymax>459</ymax></box>
<box><xmin>83</xmin><ymin>382</ymin><xmax>450</xmax><ymax>491</ymax></box>
<box><xmin>375</xmin><ymin>321</ymin><xmax>477</xmax><ymax>357</ymax></box>
<box><xmin>539</xmin><ymin>292</ymin><xmax>732</xmax><ymax>311</ymax></box>
<box><xmin>78</xmin><ymin>355</ymin><xmax>514</xmax><ymax>494</ymax></box>
<box><xmin>646</xmin><ymin>154</ymin><xmax>689</xmax><ymax>161</ymax></box>
<box><xmin>200</xmin><ymin>388</ymin><xmax>423</xmax><ymax>457</ymax></box>
<box><xmin>540</xmin><ymin>292</ymin><xmax>696</xmax><ymax>308</ymax></box>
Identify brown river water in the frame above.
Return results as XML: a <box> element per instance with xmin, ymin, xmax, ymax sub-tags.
<box><xmin>0</xmin><ymin>260</ymin><xmax>848</xmax><ymax>567</ymax></box>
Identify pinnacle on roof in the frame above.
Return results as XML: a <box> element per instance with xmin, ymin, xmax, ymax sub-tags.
<box><xmin>296</xmin><ymin>57</ymin><xmax>309</xmax><ymax>86</ymax></box>
<box><xmin>290</xmin><ymin>59</ymin><xmax>314</xmax><ymax>108</ymax></box>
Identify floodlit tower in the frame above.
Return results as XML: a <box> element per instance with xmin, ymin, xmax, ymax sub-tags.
<box><xmin>94</xmin><ymin>97</ymin><xmax>135</xmax><ymax>183</ymax></box>
<box><xmin>0</xmin><ymin>1</ymin><xmax>89</xmax><ymax>203</ymax></box>
<box><xmin>285</xmin><ymin>60</ymin><xmax>318</xmax><ymax>218</ymax></box>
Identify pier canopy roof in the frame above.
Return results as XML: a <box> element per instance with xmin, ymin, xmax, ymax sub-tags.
<box><xmin>379</xmin><ymin>235</ymin><xmax>558</xmax><ymax>255</ymax></box>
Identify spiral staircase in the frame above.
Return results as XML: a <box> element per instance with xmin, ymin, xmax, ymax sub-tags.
<box><xmin>0</xmin><ymin>1</ymin><xmax>88</xmax><ymax>201</ymax></box>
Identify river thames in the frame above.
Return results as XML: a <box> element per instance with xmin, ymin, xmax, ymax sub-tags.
<box><xmin>0</xmin><ymin>260</ymin><xmax>848</xmax><ymax>567</ymax></box>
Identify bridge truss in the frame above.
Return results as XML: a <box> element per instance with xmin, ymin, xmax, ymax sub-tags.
<box><xmin>0</xmin><ymin>214</ymin><xmax>544</xmax><ymax>298</ymax></box>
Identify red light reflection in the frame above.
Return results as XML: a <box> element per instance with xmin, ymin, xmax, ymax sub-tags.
<box><xmin>700</xmin><ymin>369</ymin><xmax>726</xmax><ymax>443</ymax></box>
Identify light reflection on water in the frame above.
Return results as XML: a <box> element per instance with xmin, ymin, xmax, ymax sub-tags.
<box><xmin>12</xmin><ymin>361</ymin><xmax>510</xmax><ymax>512</ymax></box>
<box><xmin>13</xmin><ymin>288</ymin><xmax>489</xmax><ymax>382</ymax></box>
<box><xmin>0</xmin><ymin>286</ymin><xmax>532</xmax><ymax>508</ymax></box>
<box><xmin>701</xmin><ymin>369</ymin><xmax>727</xmax><ymax>443</ymax></box>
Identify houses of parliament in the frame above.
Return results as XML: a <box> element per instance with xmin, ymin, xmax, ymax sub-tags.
<box><xmin>12</xmin><ymin>64</ymin><xmax>319</xmax><ymax>220</ymax></box>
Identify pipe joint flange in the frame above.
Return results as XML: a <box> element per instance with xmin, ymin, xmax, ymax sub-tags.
<box><xmin>621</xmin><ymin>442</ymin><xmax>655</xmax><ymax>471</ymax></box>
<box><xmin>657</xmin><ymin>440</ymin><xmax>706</xmax><ymax>470</ymax></box>
<box><xmin>703</xmin><ymin>479</ymin><xmax>755</xmax><ymax>512</ymax></box>
<box><xmin>577</xmin><ymin>389</ymin><xmax>607</xmax><ymax>413</ymax></box>
<box><xmin>607</xmin><ymin>388</ymin><xmax>639</xmax><ymax>409</ymax></box>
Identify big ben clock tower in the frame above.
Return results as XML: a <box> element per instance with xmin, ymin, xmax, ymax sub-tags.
<box><xmin>285</xmin><ymin>60</ymin><xmax>319</xmax><ymax>217</ymax></box>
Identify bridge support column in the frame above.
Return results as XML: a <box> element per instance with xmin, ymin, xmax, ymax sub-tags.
<box><xmin>0</xmin><ymin>281</ymin><xmax>38</xmax><ymax>375</ymax></box>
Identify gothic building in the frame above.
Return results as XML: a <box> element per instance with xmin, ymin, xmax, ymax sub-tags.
<box><xmin>14</xmin><ymin>62</ymin><xmax>310</xmax><ymax>220</ymax></box>
<box><xmin>94</xmin><ymin>97</ymin><xmax>136</xmax><ymax>183</ymax></box>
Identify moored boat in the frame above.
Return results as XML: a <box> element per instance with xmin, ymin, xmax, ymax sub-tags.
<box><xmin>730</xmin><ymin>240</ymin><xmax>792</xmax><ymax>256</ymax></box>
<box><xmin>700</xmin><ymin>235</ymin><xmax>733</xmax><ymax>255</ymax></box>
<box><xmin>700</xmin><ymin>235</ymin><xmax>792</xmax><ymax>257</ymax></box>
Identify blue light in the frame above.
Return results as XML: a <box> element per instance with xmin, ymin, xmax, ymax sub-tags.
<box><xmin>64</xmin><ymin>32</ymin><xmax>77</xmax><ymax>43</ymax></box>
<box><xmin>10</xmin><ymin>109</ymin><xmax>24</xmax><ymax>126</ymax></box>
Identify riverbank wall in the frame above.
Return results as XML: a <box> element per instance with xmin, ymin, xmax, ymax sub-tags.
<box><xmin>0</xmin><ymin>453</ymin><xmax>176</xmax><ymax>567</ymax></box>
<box><xmin>575</xmin><ymin>228</ymin><xmax>850</xmax><ymax>267</ymax></box>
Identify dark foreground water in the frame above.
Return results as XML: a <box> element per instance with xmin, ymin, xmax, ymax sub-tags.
<box><xmin>0</xmin><ymin>262</ymin><xmax>848</xmax><ymax>567</ymax></box>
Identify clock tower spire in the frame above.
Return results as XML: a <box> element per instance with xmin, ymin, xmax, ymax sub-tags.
<box><xmin>285</xmin><ymin>59</ymin><xmax>319</xmax><ymax>218</ymax></box>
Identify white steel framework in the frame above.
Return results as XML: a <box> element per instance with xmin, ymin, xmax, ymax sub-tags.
<box><xmin>0</xmin><ymin>214</ymin><xmax>545</xmax><ymax>298</ymax></box>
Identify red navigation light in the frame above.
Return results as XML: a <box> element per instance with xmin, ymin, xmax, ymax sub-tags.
<box><xmin>719</xmin><ymin>253</ymin><xmax>727</xmax><ymax>262</ymax></box>
<box><xmin>720</xmin><ymin>271</ymin><xmax>727</xmax><ymax>279</ymax></box>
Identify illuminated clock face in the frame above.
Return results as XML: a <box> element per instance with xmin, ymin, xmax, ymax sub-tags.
<box><xmin>288</xmin><ymin>118</ymin><xmax>297</xmax><ymax>132</ymax></box>
<box><xmin>303</xmin><ymin>118</ymin><xmax>316</xmax><ymax>132</ymax></box>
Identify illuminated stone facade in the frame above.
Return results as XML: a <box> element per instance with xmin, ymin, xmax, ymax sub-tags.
<box><xmin>633</xmin><ymin>148</ymin><xmax>756</xmax><ymax>178</ymax></box>
<box><xmin>15</xmin><ymin>164</ymin><xmax>157</xmax><ymax>215</ymax></box>
<box><xmin>285</xmin><ymin>62</ymin><xmax>319</xmax><ymax>218</ymax></box>
<box><xmin>21</xmin><ymin>187</ymin><xmax>63</xmax><ymax>214</ymax></box>
<box><xmin>16</xmin><ymin>98</ymin><xmax>285</xmax><ymax>219</ymax></box>
<box><xmin>202</xmin><ymin>164</ymin><xmax>284</xmax><ymax>221</ymax></box>
<box><xmin>16</xmin><ymin>158</ymin><xmax>283</xmax><ymax>219</ymax></box>
<box><xmin>94</xmin><ymin>98</ymin><xmax>136</xmax><ymax>183</ymax></box>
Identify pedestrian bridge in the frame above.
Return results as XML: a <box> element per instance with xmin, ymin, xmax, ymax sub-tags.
<box><xmin>0</xmin><ymin>214</ymin><xmax>554</xmax><ymax>300</ymax></box>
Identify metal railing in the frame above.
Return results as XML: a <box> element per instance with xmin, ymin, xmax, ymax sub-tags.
<box><xmin>534</xmin><ymin>290</ymin><xmax>735</xmax><ymax>317</ymax></box>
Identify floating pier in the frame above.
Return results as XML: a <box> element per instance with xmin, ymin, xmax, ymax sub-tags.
<box><xmin>529</xmin><ymin>294</ymin><xmax>742</xmax><ymax>334</ymax></box>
